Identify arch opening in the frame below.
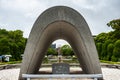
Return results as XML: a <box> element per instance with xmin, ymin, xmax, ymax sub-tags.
<box><xmin>34</xmin><ymin>21</ymin><xmax>85</xmax><ymax>73</ymax></box>
<box><xmin>52</xmin><ymin>39</ymin><xmax>69</xmax><ymax>48</ymax></box>
<box><xmin>37</xmin><ymin>21</ymin><xmax>85</xmax><ymax>74</ymax></box>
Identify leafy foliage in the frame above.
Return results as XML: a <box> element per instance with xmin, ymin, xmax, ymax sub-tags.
<box><xmin>112</xmin><ymin>40</ymin><xmax>120</xmax><ymax>61</ymax></box>
<box><xmin>96</xmin><ymin>43</ymin><xmax>102</xmax><ymax>59</ymax></box>
<box><xmin>0</xmin><ymin>29</ymin><xmax>27</xmax><ymax>61</ymax></box>
<box><xmin>107</xmin><ymin>19</ymin><xmax>120</xmax><ymax>30</ymax></box>
<box><xmin>61</xmin><ymin>45</ymin><xmax>74</xmax><ymax>56</ymax></box>
<box><xmin>95</xmin><ymin>19</ymin><xmax>120</xmax><ymax>62</ymax></box>
<box><xmin>107</xmin><ymin>43</ymin><xmax>114</xmax><ymax>61</ymax></box>
<box><xmin>47</xmin><ymin>48</ymin><xmax>57</xmax><ymax>56</ymax></box>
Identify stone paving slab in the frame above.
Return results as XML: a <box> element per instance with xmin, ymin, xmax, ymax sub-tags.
<box><xmin>0</xmin><ymin>67</ymin><xmax>120</xmax><ymax>80</ymax></box>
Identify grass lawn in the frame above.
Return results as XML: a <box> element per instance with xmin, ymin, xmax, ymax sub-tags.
<box><xmin>0</xmin><ymin>60</ymin><xmax>21</xmax><ymax>65</ymax></box>
<box><xmin>100</xmin><ymin>60</ymin><xmax>120</xmax><ymax>65</ymax></box>
<box><xmin>0</xmin><ymin>59</ymin><xmax>120</xmax><ymax>65</ymax></box>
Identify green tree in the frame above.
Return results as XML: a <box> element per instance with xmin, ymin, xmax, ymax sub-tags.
<box><xmin>96</xmin><ymin>43</ymin><xmax>102</xmax><ymax>59</ymax></box>
<box><xmin>8</xmin><ymin>30</ymin><xmax>26</xmax><ymax>60</ymax></box>
<box><xmin>0</xmin><ymin>38</ymin><xmax>10</xmax><ymax>55</ymax></box>
<box><xmin>47</xmin><ymin>48</ymin><xmax>57</xmax><ymax>56</ymax></box>
<box><xmin>61</xmin><ymin>45</ymin><xmax>74</xmax><ymax>56</ymax></box>
<box><xmin>107</xmin><ymin>43</ymin><xmax>114</xmax><ymax>61</ymax></box>
<box><xmin>112</xmin><ymin>40</ymin><xmax>120</xmax><ymax>62</ymax></box>
<box><xmin>94</xmin><ymin>19</ymin><xmax>120</xmax><ymax>61</ymax></box>
<box><xmin>101</xmin><ymin>40</ymin><xmax>112</xmax><ymax>60</ymax></box>
<box><xmin>107</xmin><ymin>19</ymin><xmax>120</xmax><ymax>30</ymax></box>
<box><xmin>0</xmin><ymin>29</ymin><xmax>9</xmax><ymax>38</ymax></box>
<box><xmin>0</xmin><ymin>29</ymin><xmax>26</xmax><ymax>61</ymax></box>
<box><xmin>10</xmin><ymin>43</ymin><xmax>19</xmax><ymax>60</ymax></box>
<box><xmin>95</xmin><ymin>33</ymin><xmax>108</xmax><ymax>43</ymax></box>
<box><xmin>107</xmin><ymin>19</ymin><xmax>120</xmax><ymax>40</ymax></box>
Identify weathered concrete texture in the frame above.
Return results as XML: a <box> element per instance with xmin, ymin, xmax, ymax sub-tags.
<box><xmin>52</xmin><ymin>63</ymin><xmax>70</xmax><ymax>74</ymax></box>
<box><xmin>19</xmin><ymin>6</ymin><xmax>102</xmax><ymax>80</ymax></box>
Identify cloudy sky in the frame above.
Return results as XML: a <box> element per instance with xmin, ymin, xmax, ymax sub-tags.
<box><xmin>0</xmin><ymin>0</ymin><xmax>120</xmax><ymax>46</ymax></box>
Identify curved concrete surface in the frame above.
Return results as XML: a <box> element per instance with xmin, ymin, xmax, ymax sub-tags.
<box><xmin>19</xmin><ymin>6</ymin><xmax>102</xmax><ymax>80</ymax></box>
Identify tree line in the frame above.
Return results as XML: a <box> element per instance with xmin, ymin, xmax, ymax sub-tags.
<box><xmin>0</xmin><ymin>19</ymin><xmax>120</xmax><ymax>62</ymax></box>
<box><xmin>0</xmin><ymin>29</ymin><xmax>27</xmax><ymax>61</ymax></box>
<box><xmin>95</xmin><ymin>19</ymin><xmax>120</xmax><ymax>62</ymax></box>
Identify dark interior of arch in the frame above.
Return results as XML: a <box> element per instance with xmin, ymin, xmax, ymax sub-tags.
<box><xmin>19</xmin><ymin>6</ymin><xmax>103</xmax><ymax>80</ymax></box>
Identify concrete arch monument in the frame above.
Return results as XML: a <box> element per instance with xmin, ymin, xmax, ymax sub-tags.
<box><xmin>19</xmin><ymin>6</ymin><xmax>102</xmax><ymax>80</ymax></box>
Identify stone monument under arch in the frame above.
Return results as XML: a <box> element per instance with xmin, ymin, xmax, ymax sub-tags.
<box><xmin>19</xmin><ymin>6</ymin><xmax>102</xmax><ymax>80</ymax></box>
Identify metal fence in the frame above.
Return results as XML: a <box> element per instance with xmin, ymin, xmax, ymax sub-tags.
<box><xmin>22</xmin><ymin>74</ymin><xmax>103</xmax><ymax>80</ymax></box>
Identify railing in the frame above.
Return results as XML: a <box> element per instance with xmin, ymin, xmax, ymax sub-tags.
<box><xmin>22</xmin><ymin>74</ymin><xmax>103</xmax><ymax>80</ymax></box>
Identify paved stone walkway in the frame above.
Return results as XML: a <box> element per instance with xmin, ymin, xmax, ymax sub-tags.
<box><xmin>0</xmin><ymin>67</ymin><xmax>120</xmax><ymax>80</ymax></box>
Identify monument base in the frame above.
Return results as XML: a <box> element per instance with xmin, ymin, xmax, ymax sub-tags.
<box><xmin>52</xmin><ymin>63</ymin><xmax>70</xmax><ymax>74</ymax></box>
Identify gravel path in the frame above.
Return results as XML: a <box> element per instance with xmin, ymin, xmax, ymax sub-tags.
<box><xmin>0</xmin><ymin>67</ymin><xmax>120</xmax><ymax>80</ymax></box>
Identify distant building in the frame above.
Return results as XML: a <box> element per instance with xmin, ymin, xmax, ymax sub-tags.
<box><xmin>51</xmin><ymin>44</ymin><xmax>56</xmax><ymax>49</ymax></box>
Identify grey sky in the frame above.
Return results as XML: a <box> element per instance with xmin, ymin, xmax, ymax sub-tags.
<box><xmin>0</xmin><ymin>0</ymin><xmax>120</xmax><ymax>45</ymax></box>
